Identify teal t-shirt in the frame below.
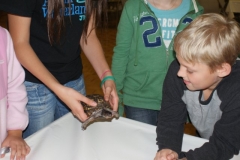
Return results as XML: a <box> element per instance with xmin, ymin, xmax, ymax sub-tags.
<box><xmin>149</xmin><ymin>0</ymin><xmax>189</xmax><ymax>48</ymax></box>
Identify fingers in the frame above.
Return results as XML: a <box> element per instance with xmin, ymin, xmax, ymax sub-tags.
<box><xmin>101</xmin><ymin>79</ymin><xmax>115</xmax><ymax>100</ymax></box>
<box><xmin>101</xmin><ymin>80</ymin><xmax>119</xmax><ymax>111</ymax></box>
<box><xmin>166</xmin><ymin>151</ymin><xmax>178</xmax><ymax>160</ymax></box>
<box><xmin>0</xmin><ymin>154</ymin><xmax>5</xmax><ymax>158</ymax></box>
<box><xmin>25</xmin><ymin>144</ymin><xmax>31</xmax><ymax>155</ymax></box>
<box><xmin>154</xmin><ymin>149</ymin><xmax>178</xmax><ymax>160</ymax></box>
<box><xmin>79</xmin><ymin>95</ymin><xmax>97</xmax><ymax>107</ymax></box>
<box><xmin>109</xmin><ymin>92</ymin><xmax>119</xmax><ymax>111</ymax></box>
<box><xmin>73</xmin><ymin>111</ymin><xmax>88</xmax><ymax>122</ymax></box>
<box><xmin>71</xmin><ymin>103</ymin><xmax>88</xmax><ymax>122</ymax></box>
<box><xmin>9</xmin><ymin>143</ymin><xmax>30</xmax><ymax>160</ymax></box>
<box><xmin>103</xmin><ymin>86</ymin><xmax>111</xmax><ymax>101</ymax></box>
<box><xmin>72</xmin><ymin>95</ymin><xmax>97</xmax><ymax>122</ymax></box>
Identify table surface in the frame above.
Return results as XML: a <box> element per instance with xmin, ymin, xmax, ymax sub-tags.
<box><xmin>2</xmin><ymin>113</ymin><xmax>240</xmax><ymax>160</ymax></box>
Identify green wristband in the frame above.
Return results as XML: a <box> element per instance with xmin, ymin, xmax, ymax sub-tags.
<box><xmin>100</xmin><ymin>76</ymin><xmax>115</xmax><ymax>87</ymax></box>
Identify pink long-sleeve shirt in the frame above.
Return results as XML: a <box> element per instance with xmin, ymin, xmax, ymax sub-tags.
<box><xmin>0</xmin><ymin>26</ymin><xmax>28</xmax><ymax>147</ymax></box>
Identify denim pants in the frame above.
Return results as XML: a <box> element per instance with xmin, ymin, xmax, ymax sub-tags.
<box><xmin>23</xmin><ymin>75</ymin><xmax>86</xmax><ymax>138</ymax></box>
<box><xmin>124</xmin><ymin>105</ymin><xmax>159</xmax><ymax>126</ymax></box>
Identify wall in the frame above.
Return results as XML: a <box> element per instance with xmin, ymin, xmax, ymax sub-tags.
<box><xmin>198</xmin><ymin>0</ymin><xmax>226</xmax><ymax>13</ymax></box>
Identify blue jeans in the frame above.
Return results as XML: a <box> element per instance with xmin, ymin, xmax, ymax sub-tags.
<box><xmin>124</xmin><ymin>105</ymin><xmax>159</xmax><ymax>126</ymax></box>
<box><xmin>23</xmin><ymin>75</ymin><xmax>86</xmax><ymax>138</ymax></box>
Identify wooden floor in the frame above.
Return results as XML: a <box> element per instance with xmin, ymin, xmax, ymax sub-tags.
<box><xmin>81</xmin><ymin>28</ymin><xmax>117</xmax><ymax>95</ymax></box>
<box><xmin>0</xmin><ymin>10</ymin><xmax>196</xmax><ymax>136</ymax></box>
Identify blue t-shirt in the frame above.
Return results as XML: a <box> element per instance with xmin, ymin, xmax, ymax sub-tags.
<box><xmin>149</xmin><ymin>0</ymin><xmax>189</xmax><ymax>48</ymax></box>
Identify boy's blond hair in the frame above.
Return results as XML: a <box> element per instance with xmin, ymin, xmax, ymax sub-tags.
<box><xmin>174</xmin><ymin>13</ymin><xmax>240</xmax><ymax>71</ymax></box>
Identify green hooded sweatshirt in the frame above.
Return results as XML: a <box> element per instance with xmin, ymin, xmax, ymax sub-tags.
<box><xmin>112</xmin><ymin>0</ymin><xmax>204</xmax><ymax>116</ymax></box>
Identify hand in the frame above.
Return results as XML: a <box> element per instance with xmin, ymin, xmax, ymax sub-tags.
<box><xmin>154</xmin><ymin>149</ymin><xmax>178</xmax><ymax>160</ymax></box>
<box><xmin>1</xmin><ymin>130</ymin><xmax>30</xmax><ymax>160</ymax></box>
<box><xmin>101</xmin><ymin>80</ymin><xmax>119</xmax><ymax>112</ymax></box>
<box><xmin>55</xmin><ymin>85</ymin><xmax>97</xmax><ymax>122</ymax></box>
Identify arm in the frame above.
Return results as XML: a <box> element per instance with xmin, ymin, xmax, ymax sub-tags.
<box><xmin>111</xmin><ymin>3</ymin><xmax>133</xmax><ymax>115</ymax></box>
<box><xmin>80</xmin><ymin>14</ymin><xmax>118</xmax><ymax>111</ymax></box>
<box><xmin>185</xmin><ymin>95</ymin><xmax>240</xmax><ymax>160</ymax></box>
<box><xmin>1</xmin><ymin>28</ymin><xmax>30</xmax><ymax>160</ymax></box>
<box><xmin>8</xmin><ymin>14</ymin><xmax>96</xmax><ymax>122</ymax></box>
<box><xmin>156</xmin><ymin>60</ymin><xmax>187</xmax><ymax>156</ymax></box>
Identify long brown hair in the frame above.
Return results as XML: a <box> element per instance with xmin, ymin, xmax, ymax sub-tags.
<box><xmin>47</xmin><ymin>0</ymin><xmax>107</xmax><ymax>44</ymax></box>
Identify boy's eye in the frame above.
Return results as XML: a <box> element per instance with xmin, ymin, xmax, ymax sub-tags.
<box><xmin>187</xmin><ymin>70</ymin><xmax>193</xmax><ymax>74</ymax></box>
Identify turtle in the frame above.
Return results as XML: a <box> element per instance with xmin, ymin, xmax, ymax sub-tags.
<box><xmin>81</xmin><ymin>94</ymin><xmax>119</xmax><ymax>130</ymax></box>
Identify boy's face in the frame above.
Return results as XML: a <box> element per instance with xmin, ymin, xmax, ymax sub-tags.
<box><xmin>176</xmin><ymin>55</ymin><xmax>222</xmax><ymax>91</ymax></box>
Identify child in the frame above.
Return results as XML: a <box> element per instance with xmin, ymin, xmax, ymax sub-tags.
<box><xmin>155</xmin><ymin>13</ymin><xmax>240</xmax><ymax>160</ymax></box>
<box><xmin>111</xmin><ymin>0</ymin><xmax>203</xmax><ymax>125</ymax></box>
<box><xmin>0</xmin><ymin>26</ymin><xmax>30</xmax><ymax>159</ymax></box>
<box><xmin>0</xmin><ymin>0</ymin><xmax>118</xmax><ymax>138</ymax></box>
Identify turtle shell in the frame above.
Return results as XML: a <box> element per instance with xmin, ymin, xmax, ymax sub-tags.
<box><xmin>81</xmin><ymin>94</ymin><xmax>112</xmax><ymax>117</ymax></box>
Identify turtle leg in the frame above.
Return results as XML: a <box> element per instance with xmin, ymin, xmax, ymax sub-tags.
<box><xmin>81</xmin><ymin>110</ymin><xmax>102</xmax><ymax>130</ymax></box>
<box><xmin>102</xmin><ymin>108</ymin><xmax>119</xmax><ymax>119</ymax></box>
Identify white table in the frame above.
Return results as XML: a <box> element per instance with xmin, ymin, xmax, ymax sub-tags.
<box><xmin>226</xmin><ymin>0</ymin><xmax>240</xmax><ymax>19</ymax></box>
<box><xmin>2</xmin><ymin>113</ymin><xmax>240</xmax><ymax>160</ymax></box>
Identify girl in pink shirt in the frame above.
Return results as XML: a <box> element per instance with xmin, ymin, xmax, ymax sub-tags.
<box><xmin>0</xmin><ymin>26</ymin><xmax>30</xmax><ymax>160</ymax></box>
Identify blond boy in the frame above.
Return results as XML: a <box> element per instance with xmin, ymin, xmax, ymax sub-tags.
<box><xmin>155</xmin><ymin>13</ymin><xmax>240</xmax><ymax>160</ymax></box>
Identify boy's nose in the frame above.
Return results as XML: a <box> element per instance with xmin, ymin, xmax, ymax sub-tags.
<box><xmin>177</xmin><ymin>66</ymin><xmax>185</xmax><ymax>78</ymax></box>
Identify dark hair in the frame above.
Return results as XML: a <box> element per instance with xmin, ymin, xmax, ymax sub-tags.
<box><xmin>47</xmin><ymin>0</ymin><xmax>107</xmax><ymax>44</ymax></box>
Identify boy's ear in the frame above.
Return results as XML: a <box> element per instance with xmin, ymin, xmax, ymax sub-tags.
<box><xmin>217</xmin><ymin>63</ymin><xmax>231</xmax><ymax>77</ymax></box>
